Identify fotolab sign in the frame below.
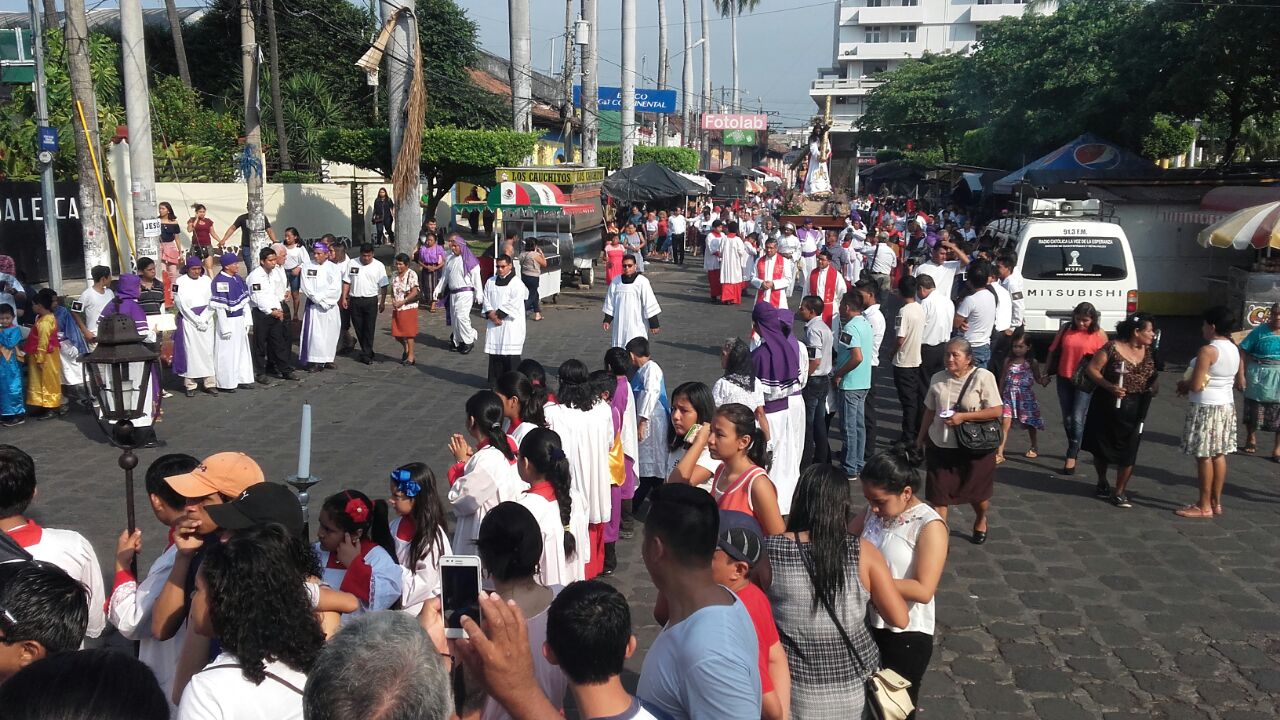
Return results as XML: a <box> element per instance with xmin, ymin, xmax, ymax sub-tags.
<box><xmin>0</xmin><ymin>182</ymin><xmax>93</xmax><ymax>282</ymax></box>
<box><xmin>701</xmin><ymin>114</ymin><xmax>768</xmax><ymax>131</ymax></box>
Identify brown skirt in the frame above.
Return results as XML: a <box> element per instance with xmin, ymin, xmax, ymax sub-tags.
<box><xmin>391</xmin><ymin>308</ymin><xmax>418</xmax><ymax>338</ymax></box>
<box><xmin>925</xmin><ymin>442</ymin><xmax>996</xmax><ymax>506</ymax></box>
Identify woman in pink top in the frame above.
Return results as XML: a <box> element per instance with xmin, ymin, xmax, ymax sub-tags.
<box><xmin>1045</xmin><ymin>302</ymin><xmax>1108</xmax><ymax>475</ymax></box>
<box><xmin>708</xmin><ymin>403</ymin><xmax>785</xmax><ymax>535</ymax></box>
<box><xmin>601</xmin><ymin>232</ymin><xmax>626</xmax><ymax>284</ymax></box>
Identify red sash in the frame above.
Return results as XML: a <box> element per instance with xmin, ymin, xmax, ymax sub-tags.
<box><xmin>810</xmin><ymin>266</ymin><xmax>839</xmax><ymax>325</ymax></box>
<box><xmin>755</xmin><ymin>255</ymin><xmax>785</xmax><ymax>307</ymax></box>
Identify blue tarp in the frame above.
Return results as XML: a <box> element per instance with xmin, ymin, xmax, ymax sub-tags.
<box><xmin>993</xmin><ymin>133</ymin><xmax>1156</xmax><ymax>194</ymax></box>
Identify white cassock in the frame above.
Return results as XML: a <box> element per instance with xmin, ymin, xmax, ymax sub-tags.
<box><xmin>209</xmin><ymin>273</ymin><xmax>255</xmax><ymax>389</ymax></box>
<box><xmin>14</xmin><ymin>522</ymin><xmax>107</xmax><ymax>641</ymax></box>
<box><xmin>777</xmin><ymin>233</ymin><xmax>801</xmax><ymax>295</ymax></box>
<box><xmin>482</xmin><ymin>274</ymin><xmax>528</xmax><ymax>356</ymax></box>
<box><xmin>780</xmin><ymin>333</ymin><xmax>808</xmax><ymax>514</ymax></box>
<box><xmin>108</xmin><ymin>544</ymin><xmax>184</xmax><ymax>706</ymax></box>
<box><xmin>633</xmin><ymin>361</ymin><xmax>670</xmax><ymax>478</ymax></box>
<box><xmin>601</xmin><ymin>274</ymin><xmax>661</xmax><ymax>348</ymax></box>
<box><xmin>797</xmin><ymin>229</ymin><xmax>821</xmax><ymax>290</ymax></box>
<box><xmin>751</xmin><ymin>254</ymin><xmax>795</xmax><ymax>309</ymax></box>
<box><xmin>434</xmin><ymin>255</ymin><xmax>482</xmax><ymax>347</ymax></box>
<box><xmin>447</xmin><ymin>446</ymin><xmax>526</xmax><ymax>557</ymax></box>
<box><xmin>544</xmin><ymin>402</ymin><xmax>614</xmax><ymax>528</ymax></box>
<box><xmin>299</xmin><ymin>260</ymin><xmax>344</xmax><ymax>364</ymax></box>
<box><xmin>514</xmin><ymin>487</ymin><xmax>589</xmax><ymax>587</ymax></box>
<box><xmin>389</xmin><ymin>517</ymin><xmax>451</xmax><ymax>617</ymax></box>
<box><xmin>703</xmin><ymin>232</ymin><xmax>722</xmax><ymax>273</ymax></box>
<box><xmin>174</xmin><ymin>274</ymin><xmax>216</xmax><ymax>380</ymax></box>
<box><xmin>719</xmin><ymin>234</ymin><xmax>747</xmax><ymax>287</ymax></box>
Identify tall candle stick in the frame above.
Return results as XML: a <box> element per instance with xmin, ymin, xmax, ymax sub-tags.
<box><xmin>297</xmin><ymin>402</ymin><xmax>312</xmax><ymax>479</ymax></box>
<box><xmin>1115</xmin><ymin>361</ymin><xmax>1126</xmax><ymax>409</ymax></box>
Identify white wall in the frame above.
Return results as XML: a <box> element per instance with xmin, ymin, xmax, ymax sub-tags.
<box><xmin>1112</xmin><ymin>203</ymin><xmax>1239</xmax><ymax>315</ymax></box>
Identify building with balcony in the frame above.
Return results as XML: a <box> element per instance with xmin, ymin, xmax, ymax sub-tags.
<box><xmin>809</xmin><ymin>0</ymin><xmax>1053</xmax><ymax>185</ymax></box>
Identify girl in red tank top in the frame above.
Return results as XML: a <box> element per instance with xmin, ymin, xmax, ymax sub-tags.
<box><xmin>708</xmin><ymin>403</ymin><xmax>785</xmax><ymax>535</ymax></box>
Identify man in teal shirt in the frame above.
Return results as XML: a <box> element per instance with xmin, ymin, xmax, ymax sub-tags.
<box><xmin>832</xmin><ymin>290</ymin><xmax>872</xmax><ymax>477</ymax></box>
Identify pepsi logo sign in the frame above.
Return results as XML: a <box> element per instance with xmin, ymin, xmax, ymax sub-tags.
<box><xmin>1073</xmin><ymin>143</ymin><xmax>1121</xmax><ymax>170</ymax></box>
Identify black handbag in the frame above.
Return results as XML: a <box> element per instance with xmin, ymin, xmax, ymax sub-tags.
<box><xmin>952</xmin><ymin>369</ymin><xmax>1003</xmax><ymax>454</ymax></box>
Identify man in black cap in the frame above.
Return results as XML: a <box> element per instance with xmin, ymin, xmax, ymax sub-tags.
<box><xmin>205</xmin><ymin>483</ymin><xmax>305</xmax><ymax>539</ymax></box>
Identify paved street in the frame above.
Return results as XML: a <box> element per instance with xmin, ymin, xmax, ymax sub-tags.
<box><xmin>10</xmin><ymin>260</ymin><xmax>1280</xmax><ymax>719</ymax></box>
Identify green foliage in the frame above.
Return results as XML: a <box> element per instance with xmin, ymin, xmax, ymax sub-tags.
<box><xmin>272</xmin><ymin>170</ymin><xmax>321</xmax><ymax>183</ymax></box>
<box><xmin>874</xmin><ymin>148</ymin><xmax>904</xmax><ymax>163</ymax></box>
<box><xmin>861</xmin><ymin>53</ymin><xmax>970</xmax><ymax>162</ymax></box>
<box><xmin>0</xmin><ymin>29</ymin><xmax>121</xmax><ymax>180</ymax></box>
<box><xmin>1140</xmin><ymin>115</ymin><xmax>1196</xmax><ymax>161</ymax></box>
<box><xmin>597</xmin><ymin>146</ymin><xmax>700</xmax><ymax>172</ymax></box>
<box><xmin>418</xmin><ymin>0</ymin><xmax>509</xmax><ymax>129</ymax></box>
<box><xmin>316</xmin><ymin>126</ymin><xmax>539</xmax><ymax>214</ymax></box>
<box><xmin>149</xmin><ymin>75</ymin><xmax>239</xmax><ymax>181</ymax></box>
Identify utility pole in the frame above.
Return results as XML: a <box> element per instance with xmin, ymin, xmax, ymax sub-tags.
<box><xmin>656</xmin><ymin>0</ymin><xmax>667</xmax><ymax>147</ymax></box>
<box><xmin>240</xmin><ymin>0</ymin><xmax>268</xmax><ymax>267</ymax></box>
<box><xmin>620</xmin><ymin>0</ymin><xmax>635</xmax><ymax>168</ymax></box>
<box><xmin>580</xmin><ymin>0</ymin><xmax>598</xmax><ymax>166</ymax></box>
<box><xmin>681</xmin><ymin>0</ymin><xmax>692</xmax><ymax>150</ymax></box>
<box><xmin>560</xmin><ymin>1</ymin><xmax>575</xmax><ymax>162</ymax></box>
<box><xmin>386</xmin><ymin>0</ymin><xmax>422</xmax><ymax>254</ymax></box>
<box><xmin>509</xmin><ymin>0</ymin><xmax>533</xmax><ymax>136</ymax></box>
<box><xmin>28</xmin><ymin>0</ymin><xmax>61</xmax><ymax>289</ymax></box>
<box><xmin>264</xmin><ymin>0</ymin><xmax>291</xmax><ymax>171</ymax></box>
<box><xmin>64</xmin><ymin>0</ymin><xmax>110</xmax><ymax>274</ymax></box>
<box><xmin>121</xmin><ymin>0</ymin><xmax>159</xmax><ymax>265</ymax></box>
<box><xmin>700</xmin><ymin>0</ymin><xmax>710</xmax><ymax>169</ymax></box>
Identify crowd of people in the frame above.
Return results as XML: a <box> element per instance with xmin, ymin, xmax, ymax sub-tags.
<box><xmin>0</xmin><ymin>188</ymin><xmax>1277</xmax><ymax>720</ymax></box>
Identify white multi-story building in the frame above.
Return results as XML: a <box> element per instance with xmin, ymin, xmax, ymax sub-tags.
<box><xmin>810</xmin><ymin>0</ymin><xmax>1050</xmax><ymax>132</ymax></box>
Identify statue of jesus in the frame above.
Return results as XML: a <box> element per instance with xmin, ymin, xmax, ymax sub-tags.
<box><xmin>803</xmin><ymin>117</ymin><xmax>833</xmax><ymax>197</ymax></box>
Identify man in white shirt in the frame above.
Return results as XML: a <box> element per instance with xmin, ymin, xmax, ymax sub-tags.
<box><xmin>913</xmin><ymin>235</ymin><xmax>970</xmax><ymax>301</ymax></box>
<box><xmin>247</xmin><ymin>247</ymin><xmax>299</xmax><ymax>382</ymax></box>
<box><xmin>892</xmin><ymin>275</ymin><xmax>926</xmax><ymax>443</ymax></box>
<box><xmin>73</xmin><ymin>265</ymin><xmax>114</xmax><ymax>343</ymax></box>
<box><xmin>823</xmin><ymin>230</ymin><xmax>856</xmax><ymax>285</ymax></box>
<box><xmin>960</xmin><ymin>219</ymin><xmax>978</xmax><ymax>243</ymax></box>
<box><xmin>750</xmin><ymin>239</ymin><xmax>794</xmax><ymax>310</ymax></box>
<box><xmin>987</xmin><ymin>261</ymin><xmax>1015</xmax><ymax>372</ymax></box>
<box><xmin>954</xmin><ymin>262</ymin><xmax>998</xmax><ymax>368</ymax></box>
<box><xmin>482</xmin><ymin>254</ymin><xmax>528</xmax><ymax>386</ymax></box>
<box><xmin>856</xmin><ymin>280</ymin><xmax>886</xmax><ymax>462</ymax></box>
<box><xmin>839</xmin><ymin>216</ymin><xmax>868</xmax><ymax>247</ymax></box>
<box><xmin>341</xmin><ymin>243</ymin><xmax>389</xmax><ymax>365</ymax></box>
<box><xmin>738</xmin><ymin>208</ymin><xmax>757</xmax><ymax>238</ymax></box>
<box><xmin>996</xmin><ymin>252</ymin><xmax>1025</xmax><ymax>330</ymax></box>
<box><xmin>865</xmin><ymin>232</ymin><xmax>898</xmax><ymax>296</ymax></box>
<box><xmin>669</xmin><ymin>207</ymin><xmax>688</xmax><ymax>266</ymax></box>
<box><xmin>916</xmin><ymin>274</ymin><xmax>954</xmax><ymax>383</ymax></box>
<box><xmin>798</xmin><ymin>295</ymin><xmax>834</xmax><ymax>465</ymax></box>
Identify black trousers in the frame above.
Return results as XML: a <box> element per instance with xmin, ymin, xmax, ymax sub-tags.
<box><xmin>802</xmin><ymin>375</ymin><xmax>831</xmax><ymax>466</ymax></box>
<box><xmin>348</xmin><ymin>296</ymin><xmax>378</xmax><ymax>361</ymax></box>
<box><xmin>870</xmin><ymin>627</ymin><xmax>933</xmax><ymax>718</ymax></box>
<box><xmin>894</xmin><ymin>364</ymin><xmax>925</xmax><ymax>443</ymax></box>
<box><xmin>671</xmin><ymin>233</ymin><xmax>685</xmax><ymax>265</ymax></box>
<box><xmin>920</xmin><ymin>343</ymin><xmax>945</xmax><ymax>384</ymax></box>
<box><xmin>339</xmin><ymin>304</ymin><xmax>353</xmax><ymax>350</ymax></box>
<box><xmin>487</xmin><ymin>354</ymin><xmax>520</xmax><ymax>388</ymax></box>
<box><xmin>863</xmin><ymin>366</ymin><xmax>878</xmax><ymax>461</ymax></box>
<box><xmin>251</xmin><ymin>307</ymin><xmax>292</xmax><ymax>376</ymax></box>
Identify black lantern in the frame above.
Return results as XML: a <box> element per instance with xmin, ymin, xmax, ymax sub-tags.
<box><xmin>81</xmin><ymin>314</ymin><xmax>158</xmax><ymax>570</ymax></box>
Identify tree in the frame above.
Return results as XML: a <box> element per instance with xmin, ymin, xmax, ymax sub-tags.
<box><xmin>162</xmin><ymin>0</ymin><xmax>192</xmax><ymax>88</ymax></box>
<box><xmin>712</xmin><ymin>0</ymin><xmax>759</xmax><ymax>113</ymax></box>
<box><xmin>1140</xmin><ymin>114</ymin><xmax>1196</xmax><ymax>161</ymax></box>
<box><xmin>598</xmin><ymin>145</ymin><xmax>699</xmax><ymax>172</ymax></box>
<box><xmin>417</xmin><ymin>0</ymin><xmax>508</xmax><ymax>128</ymax></box>
<box><xmin>860</xmin><ymin>53</ymin><xmax>970</xmax><ymax>162</ymax></box>
<box><xmin>317</xmin><ymin>126</ymin><xmax>538</xmax><ymax>216</ymax></box>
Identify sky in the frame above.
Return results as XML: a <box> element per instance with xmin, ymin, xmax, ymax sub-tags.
<box><xmin>0</xmin><ymin>0</ymin><xmax>835</xmax><ymax>129</ymax></box>
<box><xmin>456</xmin><ymin>0</ymin><xmax>833</xmax><ymax>130</ymax></box>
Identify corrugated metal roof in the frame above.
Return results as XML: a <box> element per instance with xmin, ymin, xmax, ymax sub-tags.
<box><xmin>0</xmin><ymin>7</ymin><xmax>206</xmax><ymax>31</ymax></box>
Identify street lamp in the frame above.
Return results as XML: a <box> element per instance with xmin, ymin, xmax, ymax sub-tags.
<box><xmin>81</xmin><ymin>313</ymin><xmax>157</xmax><ymax>576</ymax></box>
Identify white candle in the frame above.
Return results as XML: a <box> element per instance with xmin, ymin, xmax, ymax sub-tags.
<box><xmin>297</xmin><ymin>403</ymin><xmax>312</xmax><ymax>479</ymax></box>
<box><xmin>1115</xmin><ymin>361</ymin><xmax>1127</xmax><ymax>409</ymax></box>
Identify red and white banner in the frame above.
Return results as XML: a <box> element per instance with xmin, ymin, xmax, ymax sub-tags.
<box><xmin>701</xmin><ymin>113</ymin><xmax>768</xmax><ymax>131</ymax></box>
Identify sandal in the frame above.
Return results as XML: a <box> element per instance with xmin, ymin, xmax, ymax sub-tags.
<box><xmin>1025</xmin><ymin>448</ymin><xmax>1039</xmax><ymax>459</ymax></box>
<box><xmin>1212</xmin><ymin>503</ymin><xmax>1223</xmax><ymax>516</ymax></box>
<box><xmin>1174</xmin><ymin>505</ymin><xmax>1214</xmax><ymax>519</ymax></box>
<box><xmin>1241</xmin><ymin>443</ymin><xmax>1257</xmax><ymax>454</ymax></box>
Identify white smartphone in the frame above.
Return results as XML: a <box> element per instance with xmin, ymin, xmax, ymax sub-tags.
<box><xmin>440</xmin><ymin>555</ymin><xmax>482</xmax><ymax>639</ymax></box>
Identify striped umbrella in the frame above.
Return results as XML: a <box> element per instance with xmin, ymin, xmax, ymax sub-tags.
<box><xmin>1196</xmin><ymin>201</ymin><xmax>1280</xmax><ymax>250</ymax></box>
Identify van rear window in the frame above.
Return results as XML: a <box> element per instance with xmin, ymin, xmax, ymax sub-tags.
<box><xmin>1022</xmin><ymin>237</ymin><xmax>1127</xmax><ymax>280</ymax></box>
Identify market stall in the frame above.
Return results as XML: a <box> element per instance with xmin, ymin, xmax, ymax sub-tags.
<box><xmin>1198</xmin><ymin>200</ymin><xmax>1280</xmax><ymax>328</ymax></box>
<box><xmin>455</xmin><ymin>179</ymin><xmax>599</xmax><ymax>300</ymax></box>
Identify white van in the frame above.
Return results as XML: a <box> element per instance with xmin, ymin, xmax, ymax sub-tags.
<box><xmin>988</xmin><ymin>200</ymin><xmax>1139</xmax><ymax>338</ymax></box>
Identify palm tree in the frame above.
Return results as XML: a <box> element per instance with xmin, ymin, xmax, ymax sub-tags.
<box><xmin>656</xmin><ymin>0</ymin><xmax>668</xmax><ymax>146</ymax></box>
<box><xmin>713</xmin><ymin>0</ymin><xmax>759</xmax><ymax>115</ymax></box>
<box><xmin>163</xmin><ymin>0</ymin><xmax>192</xmax><ymax>88</ymax></box>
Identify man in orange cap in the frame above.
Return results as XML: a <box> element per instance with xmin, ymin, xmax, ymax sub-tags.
<box><xmin>148</xmin><ymin>452</ymin><xmax>266</xmax><ymax>644</ymax></box>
